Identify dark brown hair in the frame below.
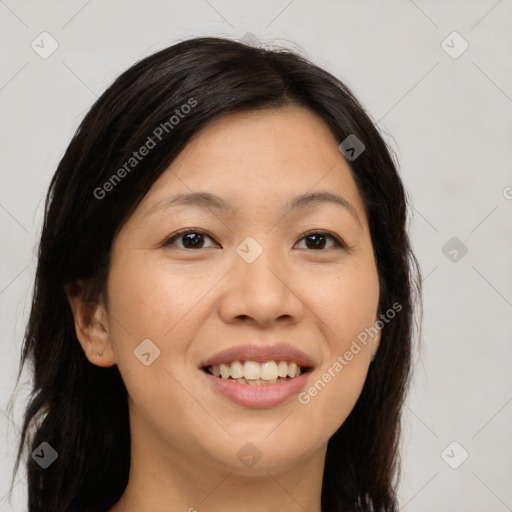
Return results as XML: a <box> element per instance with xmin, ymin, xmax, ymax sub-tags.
<box><xmin>8</xmin><ymin>36</ymin><xmax>421</xmax><ymax>511</ymax></box>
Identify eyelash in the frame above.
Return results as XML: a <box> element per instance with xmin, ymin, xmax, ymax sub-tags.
<box><xmin>163</xmin><ymin>228</ymin><xmax>347</xmax><ymax>251</ymax></box>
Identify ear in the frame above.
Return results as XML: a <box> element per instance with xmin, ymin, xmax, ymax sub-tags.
<box><xmin>64</xmin><ymin>280</ymin><xmax>116</xmax><ymax>367</ymax></box>
<box><xmin>370</xmin><ymin>323</ymin><xmax>381</xmax><ymax>363</ymax></box>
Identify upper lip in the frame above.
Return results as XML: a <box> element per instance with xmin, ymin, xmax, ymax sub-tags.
<box><xmin>199</xmin><ymin>343</ymin><xmax>316</xmax><ymax>369</ymax></box>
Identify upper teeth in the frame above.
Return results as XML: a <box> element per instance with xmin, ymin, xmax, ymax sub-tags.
<box><xmin>210</xmin><ymin>360</ymin><xmax>302</xmax><ymax>380</ymax></box>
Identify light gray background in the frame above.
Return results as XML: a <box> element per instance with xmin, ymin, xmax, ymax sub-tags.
<box><xmin>1</xmin><ymin>1</ymin><xmax>511</xmax><ymax>510</ymax></box>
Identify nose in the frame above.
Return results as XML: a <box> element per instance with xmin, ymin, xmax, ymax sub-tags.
<box><xmin>218</xmin><ymin>244</ymin><xmax>305</xmax><ymax>328</ymax></box>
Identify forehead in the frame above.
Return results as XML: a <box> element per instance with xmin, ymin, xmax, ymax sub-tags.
<box><xmin>133</xmin><ymin>105</ymin><xmax>368</xmax><ymax>225</ymax></box>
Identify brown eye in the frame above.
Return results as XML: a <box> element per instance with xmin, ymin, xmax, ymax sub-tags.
<box><xmin>164</xmin><ymin>229</ymin><xmax>218</xmax><ymax>249</ymax></box>
<box><xmin>295</xmin><ymin>231</ymin><xmax>346</xmax><ymax>251</ymax></box>
<box><xmin>164</xmin><ymin>229</ymin><xmax>346</xmax><ymax>251</ymax></box>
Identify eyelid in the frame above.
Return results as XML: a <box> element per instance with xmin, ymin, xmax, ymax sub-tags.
<box><xmin>163</xmin><ymin>228</ymin><xmax>218</xmax><ymax>247</ymax></box>
<box><xmin>163</xmin><ymin>228</ymin><xmax>349</xmax><ymax>251</ymax></box>
<box><xmin>297</xmin><ymin>229</ymin><xmax>348</xmax><ymax>250</ymax></box>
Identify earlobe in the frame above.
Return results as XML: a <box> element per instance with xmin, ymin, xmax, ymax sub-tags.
<box><xmin>370</xmin><ymin>326</ymin><xmax>381</xmax><ymax>363</ymax></box>
<box><xmin>64</xmin><ymin>281</ymin><xmax>115</xmax><ymax>367</ymax></box>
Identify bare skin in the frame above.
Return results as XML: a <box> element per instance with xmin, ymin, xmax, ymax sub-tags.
<box><xmin>66</xmin><ymin>105</ymin><xmax>381</xmax><ymax>512</ymax></box>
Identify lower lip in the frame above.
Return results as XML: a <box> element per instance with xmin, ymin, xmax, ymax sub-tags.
<box><xmin>200</xmin><ymin>370</ymin><xmax>311</xmax><ymax>408</ymax></box>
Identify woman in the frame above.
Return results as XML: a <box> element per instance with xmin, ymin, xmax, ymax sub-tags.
<box><xmin>10</xmin><ymin>36</ymin><xmax>420</xmax><ymax>511</ymax></box>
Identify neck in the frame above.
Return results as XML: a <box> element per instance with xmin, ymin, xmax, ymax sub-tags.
<box><xmin>109</xmin><ymin>418</ymin><xmax>327</xmax><ymax>512</ymax></box>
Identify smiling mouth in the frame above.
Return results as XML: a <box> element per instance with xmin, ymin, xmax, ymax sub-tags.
<box><xmin>202</xmin><ymin>360</ymin><xmax>311</xmax><ymax>385</ymax></box>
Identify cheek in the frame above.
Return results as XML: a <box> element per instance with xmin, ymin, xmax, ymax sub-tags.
<box><xmin>104</xmin><ymin>254</ymin><xmax>181</xmax><ymax>377</ymax></box>
<box><xmin>105</xmin><ymin>257</ymin><xmax>206</xmax><ymax>430</ymax></box>
<box><xmin>296</xmin><ymin>259</ymin><xmax>379</xmax><ymax>432</ymax></box>
<box><xmin>106</xmin><ymin>255</ymin><xmax>201</xmax><ymax>338</ymax></box>
<box><xmin>105</xmin><ymin>252</ymin><xmax>227</xmax><ymax>380</ymax></box>
<box><xmin>107</xmin><ymin>261</ymin><xmax>163</xmax><ymax>337</ymax></box>
<box><xmin>311</xmin><ymin>256</ymin><xmax>380</xmax><ymax>350</ymax></box>
<box><xmin>298</xmin><ymin>357</ymin><xmax>369</xmax><ymax>441</ymax></box>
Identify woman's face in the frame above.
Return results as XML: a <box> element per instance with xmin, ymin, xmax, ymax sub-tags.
<box><xmin>102</xmin><ymin>105</ymin><xmax>380</xmax><ymax>475</ymax></box>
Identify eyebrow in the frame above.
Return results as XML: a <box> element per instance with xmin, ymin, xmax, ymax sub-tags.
<box><xmin>144</xmin><ymin>190</ymin><xmax>361</xmax><ymax>226</ymax></box>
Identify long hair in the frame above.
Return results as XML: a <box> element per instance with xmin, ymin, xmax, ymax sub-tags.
<box><xmin>8</xmin><ymin>36</ymin><xmax>421</xmax><ymax>512</ymax></box>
